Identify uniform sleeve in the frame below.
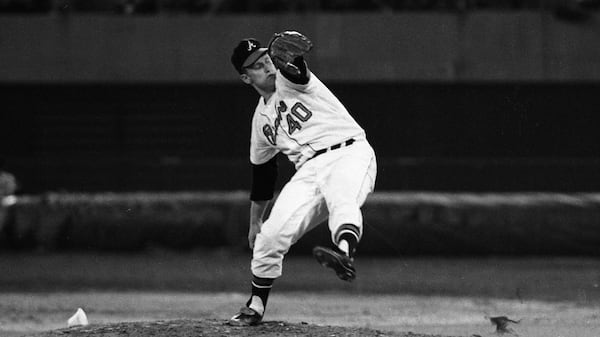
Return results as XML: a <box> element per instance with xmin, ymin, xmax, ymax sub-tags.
<box><xmin>276</xmin><ymin>61</ymin><xmax>316</xmax><ymax>95</ymax></box>
<box><xmin>250</xmin><ymin>156</ymin><xmax>278</xmax><ymax>201</ymax></box>
<box><xmin>250</xmin><ymin>110</ymin><xmax>279</xmax><ymax>165</ymax></box>
<box><xmin>280</xmin><ymin>56</ymin><xmax>309</xmax><ymax>85</ymax></box>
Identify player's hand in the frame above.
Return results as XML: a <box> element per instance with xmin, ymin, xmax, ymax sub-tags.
<box><xmin>248</xmin><ymin>221</ymin><xmax>261</xmax><ymax>250</ymax></box>
<box><xmin>268</xmin><ymin>31</ymin><xmax>313</xmax><ymax>75</ymax></box>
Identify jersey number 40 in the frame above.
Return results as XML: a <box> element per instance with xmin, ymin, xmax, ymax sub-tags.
<box><xmin>279</xmin><ymin>101</ymin><xmax>313</xmax><ymax>135</ymax></box>
<box><xmin>264</xmin><ymin>101</ymin><xmax>313</xmax><ymax>146</ymax></box>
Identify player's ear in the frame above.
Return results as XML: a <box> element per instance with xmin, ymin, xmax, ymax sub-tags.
<box><xmin>240</xmin><ymin>73</ymin><xmax>251</xmax><ymax>84</ymax></box>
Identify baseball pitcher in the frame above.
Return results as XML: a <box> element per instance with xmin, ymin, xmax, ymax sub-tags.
<box><xmin>229</xmin><ymin>31</ymin><xmax>377</xmax><ymax>326</ymax></box>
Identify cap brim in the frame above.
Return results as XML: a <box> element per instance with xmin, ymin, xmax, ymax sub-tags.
<box><xmin>242</xmin><ymin>47</ymin><xmax>268</xmax><ymax>68</ymax></box>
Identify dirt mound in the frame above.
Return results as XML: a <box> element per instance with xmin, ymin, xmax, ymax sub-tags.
<box><xmin>26</xmin><ymin>319</ymin><xmax>459</xmax><ymax>337</ymax></box>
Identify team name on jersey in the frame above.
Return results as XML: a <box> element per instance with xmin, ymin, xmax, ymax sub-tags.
<box><xmin>262</xmin><ymin>100</ymin><xmax>314</xmax><ymax>146</ymax></box>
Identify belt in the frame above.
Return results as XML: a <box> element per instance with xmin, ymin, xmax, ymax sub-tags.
<box><xmin>312</xmin><ymin>138</ymin><xmax>355</xmax><ymax>159</ymax></box>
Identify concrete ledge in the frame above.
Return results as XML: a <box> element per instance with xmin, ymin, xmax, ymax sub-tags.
<box><xmin>2</xmin><ymin>191</ymin><xmax>599</xmax><ymax>255</ymax></box>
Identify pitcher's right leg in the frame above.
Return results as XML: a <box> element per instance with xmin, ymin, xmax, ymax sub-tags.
<box><xmin>232</xmin><ymin>165</ymin><xmax>327</xmax><ymax>325</ymax></box>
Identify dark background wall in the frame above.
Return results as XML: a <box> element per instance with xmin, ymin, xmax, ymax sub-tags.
<box><xmin>1</xmin><ymin>12</ymin><xmax>600</xmax><ymax>82</ymax></box>
<box><xmin>1</xmin><ymin>12</ymin><xmax>599</xmax><ymax>193</ymax></box>
<box><xmin>2</xmin><ymin>82</ymin><xmax>599</xmax><ymax>193</ymax></box>
<box><xmin>1</xmin><ymin>7</ymin><xmax>600</xmax><ymax>256</ymax></box>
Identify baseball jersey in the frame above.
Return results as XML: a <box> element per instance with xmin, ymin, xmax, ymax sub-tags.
<box><xmin>250</xmin><ymin>70</ymin><xmax>365</xmax><ymax>169</ymax></box>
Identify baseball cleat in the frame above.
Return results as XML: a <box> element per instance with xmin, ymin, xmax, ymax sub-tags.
<box><xmin>229</xmin><ymin>306</ymin><xmax>263</xmax><ymax>326</ymax></box>
<box><xmin>312</xmin><ymin>246</ymin><xmax>356</xmax><ymax>282</ymax></box>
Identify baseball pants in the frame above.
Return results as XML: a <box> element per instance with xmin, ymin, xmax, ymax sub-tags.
<box><xmin>251</xmin><ymin>138</ymin><xmax>377</xmax><ymax>279</ymax></box>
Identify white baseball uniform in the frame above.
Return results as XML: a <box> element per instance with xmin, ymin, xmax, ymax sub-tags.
<box><xmin>250</xmin><ymin>69</ymin><xmax>377</xmax><ymax>279</ymax></box>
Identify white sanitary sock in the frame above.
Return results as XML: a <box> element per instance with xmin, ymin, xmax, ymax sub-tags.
<box><xmin>338</xmin><ymin>239</ymin><xmax>350</xmax><ymax>256</ymax></box>
<box><xmin>249</xmin><ymin>295</ymin><xmax>265</xmax><ymax>316</ymax></box>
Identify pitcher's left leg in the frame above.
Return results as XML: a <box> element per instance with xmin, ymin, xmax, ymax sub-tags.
<box><xmin>324</xmin><ymin>142</ymin><xmax>377</xmax><ymax>246</ymax></box>
<box><xmin>313</xmin><ymin>142</ymin><xmax>377</xmax><ymax>281</ymax></box>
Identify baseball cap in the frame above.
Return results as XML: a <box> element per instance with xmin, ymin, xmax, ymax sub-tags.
<box><xmin>231</xmin><ymin>38</ymin><xmax>268</xmax><ymax>74</ymax></box>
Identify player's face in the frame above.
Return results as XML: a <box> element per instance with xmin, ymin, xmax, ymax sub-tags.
<box><xmin>242</xmin><ymin>54</ymin><xmax>276</xmax><ymax>92</ymax></box>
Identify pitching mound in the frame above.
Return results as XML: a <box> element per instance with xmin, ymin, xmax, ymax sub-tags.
<box><xmin>27</xmin><ymin>319</ymin><xmax>457</xmax><ymax>337</ymax></box>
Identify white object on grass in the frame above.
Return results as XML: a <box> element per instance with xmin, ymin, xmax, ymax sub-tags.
<box><xmin>67</xmin><ymin>308</ymin><xmax>89</xmax><ymax>327</ymax></box>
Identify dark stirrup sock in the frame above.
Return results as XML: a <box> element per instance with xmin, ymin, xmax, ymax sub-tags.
<box><xmin>337</xmin><ymin>224</ymin><xmax>360</xmax><ymax>258</ymax></box>
<box><xmin>247</xmin><ymin>276</ymin><xmax>274</xmax><ymax>315</ymax></box>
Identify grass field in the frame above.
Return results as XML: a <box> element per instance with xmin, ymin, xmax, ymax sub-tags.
<box><xmin>2</xmin><ymin>251</ymin><xmax>600</xmax><ymax>336</ymax></box>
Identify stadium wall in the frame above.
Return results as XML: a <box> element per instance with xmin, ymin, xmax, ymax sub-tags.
<box><xmin>0</xmin><ymin>12</ymin><xmax>599</xmax><ymax>82</ymax></box>
<box><xmin>1</xmin><ymin>82</ymin><xmax>599</xmax><ymax>193</ymax></box>
<box><xmin>2</xmin><ymin>82</ymin><xmax>599</xmax><ymax>193</ymax></box>
<box><xmin>2</xmin><ymin>191</ymin><xmax>600</xmax><ymax>255</ymax></box>
<box><xmin>2</xmin><ymin>12</ymin><xmax>599</xmax><ymax>193</ymax></box>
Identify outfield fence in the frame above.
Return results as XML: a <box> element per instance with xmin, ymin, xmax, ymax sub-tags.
<box><xmin>1</xmin><ymin>191</ymin><xmax>599</xmax><ymax>255</ymax></box>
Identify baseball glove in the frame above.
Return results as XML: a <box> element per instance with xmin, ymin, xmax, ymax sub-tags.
<box><xmin>268</xmin><ymin>31</ymin><xmax>313</xmax><ymax>75</ymax></box>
